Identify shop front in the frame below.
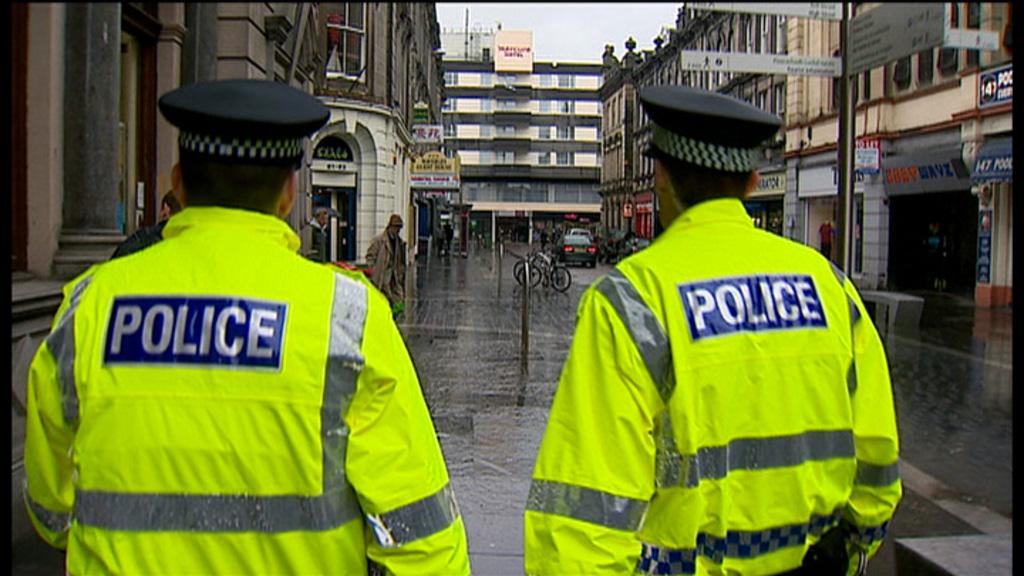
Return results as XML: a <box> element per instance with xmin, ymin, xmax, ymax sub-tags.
<box><xmin>971</xmin><ymin>135</ymin><xmax>1012</xmax><ymax>307</ymax></box>
<box><xmin>883</xmin><ymin>147</ymin><xmax>974</xmax><ymax>293</ymax></box>
<box><xmin>411</xmin><ymin>152</ymin><xmax>461</xmax><ymax>257</ymax></box>
<box><xmin>745</xmin><ymin>169</ymin><xmax>785</xmax><ymax>236</ymax></box>
<box><xmin>310</xmin><ymin>136</ymin><xmax>358</xmax><ymax>262</ymax></box>
<box><xmin>797</xmin><ymin>160</ymin><xmax>870</xmax><ymax>271</ymax></box>
<box><xmin>634</xmin><ymin>192</ymin><xmax>655</xmax><ymax>239</ymax></box>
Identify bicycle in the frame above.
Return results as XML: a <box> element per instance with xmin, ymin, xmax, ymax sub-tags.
<box><xmin>513</xmin><ymin>248</ymin><xmax>572</xmax><ymax>293</ymax></box>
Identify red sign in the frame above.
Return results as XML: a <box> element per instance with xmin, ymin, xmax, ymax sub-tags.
<box><xmin>565</xmin><ymin>213</ymin><xmax>578</xmax><ymax>221</ymax></box>
<box><xmin>856</xmin><ymin>137</ymin><xmax>881</xmax><ymax>150</ymax></box>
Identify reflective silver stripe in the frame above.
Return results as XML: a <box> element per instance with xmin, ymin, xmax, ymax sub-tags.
<box><xmin>45</xmin><ymin>276</ymin><xmax>92</xmax><ymax>425</ymax></box>
<box><xmin>25</xmin><ymin>490</ymin><xmax>71</xmax><ymax>534</ymax></box>
<box><xmin>596</xmin><ymin>269</ymin><xmax>674</xmax><ymax>401</ymax></box>
<box><xmin>526</xmin><ymin>478</ymin><xmax>648</xmax><ymax>532</ymax></box>
<box><xmin>855</xmin><ymin>460</ymin><xmax>900</xmax><ymax>487</ymax></box>
<box><xmin>76</xmin><ymin>487</ymin><xmax>361</xmax><ymax>532</ymax></box>
<box><xmin>323</xmin><ymin>274</ymin><xmax>367</xmax><ymax>491</ymax></box>
<box><xmin>367</xmin><ymin>483</ymin><xmax>460</xmax><ymax>546</ymax></box>
<box><xmin>655</xmin><ymin>411</ymin><xmax>685</xmax><ymax>488</ymax></box>
<box><xmin>75</xmin><ymin>274</ymin><xmax>369</xmax><ymax>532</ymax></box>
<box><xmin>658</xmin><ymin>430</ymin><xmax>856</xmax><ymax>489</ymax></box>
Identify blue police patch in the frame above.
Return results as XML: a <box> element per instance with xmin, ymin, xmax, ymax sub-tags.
<box><xmin>679</xmin><ymin>275</ymin><xmax>827</xmax><ymax>342</ymax></box>
<box><xmin>104</xmin><ymin>296</ymin><xmax>287</xmax><ymax>369</ymax></box>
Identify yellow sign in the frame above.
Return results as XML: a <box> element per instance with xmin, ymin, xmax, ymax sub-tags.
<box><xmin>412</xmin><ymin>151</ymin><xmax>460</xmax><ymax>174</ymax></box>
<box><xmin>750</xmin><ymin>171</ymin><xmax>786</xmax><ymax>197</ymax></box>
<box><xmin>494</xmin><ymin>30</ymin><xmax>534</xmax><ymax>73</ymax></box>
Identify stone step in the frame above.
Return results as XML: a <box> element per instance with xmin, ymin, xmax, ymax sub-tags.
<box><xmin>895</xmin><ymin>534</ymin><xmax>1012</xmax><ymax>576</ymax></box>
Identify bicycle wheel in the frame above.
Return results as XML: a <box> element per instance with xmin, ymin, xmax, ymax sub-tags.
<box><xmin>514</xmin><ymin>260</ymin><xmax>542</xmax><ymax>288</ymax></box>
<box><xmin>550</xmin><ymin>265</ymin><xmax>572</xmax><ymax>293</ymax></box>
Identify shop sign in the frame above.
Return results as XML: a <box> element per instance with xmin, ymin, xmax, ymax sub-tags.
<box><xmin>412</xmin><ymin>124</ymin><xmax>443</xmax><ymax>143</ymax></box>
<box><xmin>313</xmin><ymin>136</ymin><xmax>354</xmax><ymax>162</ymax></box>
<box><xmin>413</xmin><ymin>101</ymin><xmax>430</xmax><ymax>124</ymax></box>
<box><xmin>411</xmin><ymin>151</ymin><xmax>459</xmax><ymax>174</ymax></box>
<box><xmin>977</xmin><ymin>209</ymin><xmax>993</xmax><ymax>284</ymax></box>
<box><xmin>494</xmin><ymin>30</ymin><xmax>533</xmax><ymax>72</ymax></box>
<box><xmin>883</xmin><ymin>153</ymin><xmax>970</xmax><ymax>196</ymax></box>
<box><xmin>622</xmin><ymin>202</ymin><xmax>634</xmax><ymax>218</ymax></box>
<box><xmin>972</xmin><ymin>138</ymin><xmax>1012</xmax><ymax>183</ymax></box>
<box><xmin>635</xmin><ymin>192</ymin><xmax>654</xmax><ymax>214</ymax></box>
<box><xmin>978</xmin><ymin>63</ymin><xmax>1012</xmax><ymax>109</ymax></box>
<box><xmin>855</xmin><ymin>148</ymin><xmax>880</xmax><ymax>174</ymax></box>
<box><xmin>411</xmin><ymin>174</ymin><xmax>459</xmax><ymax>189</ymax></box>
<box><xmin>750</xmin><ymin>171</ymin><xmax>786</xmax><ymax>197</ymax></box>
<box><xmin>797</xmin><ymin>164</ymin><xmax>866</xmax><ymax>198</ymax></box>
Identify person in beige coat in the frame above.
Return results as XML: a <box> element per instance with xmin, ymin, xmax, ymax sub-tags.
<box><xmin>366</xmin><ymin>213</ymin><xmax>407</xmax><ymax>314</ymax></box>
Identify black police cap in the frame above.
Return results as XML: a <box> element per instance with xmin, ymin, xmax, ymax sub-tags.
<box><xmin>639</xmin><ymin>85</ymin><xmax>782</xmax><ymax>172</ymax></box>
<box><xmin>159</xmin><ymin>79</ymin><xmax>330</xmax><ymax>164</ymax></box>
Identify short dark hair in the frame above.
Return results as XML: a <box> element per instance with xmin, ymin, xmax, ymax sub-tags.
<box><xmin>178</xmin><ymin>150</ymin><xmax>295</xmax><ymax>214</ymax></box>
<box><xmin>652</xmin><ymin>149</ymin><xmax>754</xmax><ymax>208</ymax></box>
<box><xmin>161</xmin><ymin>191</ymin><xmax>182</xmax><ymax>214</ymax></box>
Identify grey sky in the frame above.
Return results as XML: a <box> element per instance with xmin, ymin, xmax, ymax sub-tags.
<box><xmin>436</xmin><ymin>3</ymin><xmax>682</xmax><ymax>63</ymax></box>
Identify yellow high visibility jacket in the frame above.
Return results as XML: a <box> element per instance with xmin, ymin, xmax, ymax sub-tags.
<box><xmin>24</xmin><ymin>207</ymin><xmax>470</xmax><ymax>575</ymax></box>
<box><xmin>525</xmin><ymin>199</ymin><xmax>901</xmax><ymax>575</ymax></box>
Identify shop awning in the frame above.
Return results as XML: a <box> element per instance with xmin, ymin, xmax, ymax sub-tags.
<box><xmin>972</xmin><ymin>137</ymin><xmax>1012</xmax><ymax>184</ymax></box>
<box><xmin>883</xmin><ymin>147</ymin><xmax>970</xmax><ymax>196</ymax></box>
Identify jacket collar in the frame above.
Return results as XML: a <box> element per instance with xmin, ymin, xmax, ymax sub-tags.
<box><xmin>668</xmin><ymin>197</ymin><xmax>754</xmax><ymax>233</ymax></box>
<box><xmin>162</xmin><ymin>207</ymin><xmax>301</xmax><ymax>252</ymax></box>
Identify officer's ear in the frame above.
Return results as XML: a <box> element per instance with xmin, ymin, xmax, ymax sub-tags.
<box><xmin>276</xmin><ymin>170</ymin><xmax>298</xmax><ymax>219</ymax></box>
<box><xmin>743</xmin><ymin>171</ymin><xmax>760</xmax><ymax>199</ymax></box>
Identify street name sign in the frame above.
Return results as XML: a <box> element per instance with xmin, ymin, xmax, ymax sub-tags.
<box><xmin>680</xmin><ymin>50</ymin><xmax>840</xmax><ymax>77</ymax></box>
<box><xmin>688</xmin><ymin>2</ymin><xmax>842</xmax><ymax>21</ymax></box>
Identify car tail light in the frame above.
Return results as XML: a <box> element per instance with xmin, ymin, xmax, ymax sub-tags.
<box><xmin>586</xmin><ymin>246</ymin><xmax>597</xmax><ymax>254</ymax></box>
<box><xmin>564</xmin><ymin>246</ymin><xmax>574</xmax><ymax>252</ymax></box>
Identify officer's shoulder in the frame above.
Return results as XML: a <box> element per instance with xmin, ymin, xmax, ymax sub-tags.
<box><xmin>323</xmin><ymin>262</ymin><xmax>373</xmax><ymax>286</ymax></box>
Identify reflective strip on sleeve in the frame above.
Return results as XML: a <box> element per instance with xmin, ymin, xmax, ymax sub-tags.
<box><xmin>595</xmin><ymin>269</ymin><xmax>674</xmax><ymax>402</ymax></box>
<box><xmin>849</xmin><ymin>520</ymin><xmax>890</xmax><ymax>546</ymax></box>
<box><xmin>637</xmin><ymin>510</ymin><xmax>843</xmax><ymax>573</ymax></box>
<box><xmin>45</xmin><ymin>276</ymin><xmax>92</xmax><ymax>425</ymax></box>
<box><xmin>75</xmin><ymin>274</ymin><xmax>369</xmax><ymax>533</ymax></box>
<box><xmin>25</xmin><ymin>490</ymin><xmax>71</xmax><ymax>534</ymax></box>
<box><xmin>526</xmin><ymin>478</ymin><xmax>648</xmax><ymax>532</ymax></box>
<box><xmin>657</xmin><ymin>430</ymin><xmax>856</xmax><ymax>489</ymax></box>
<box><xmin>855</xmin><ymin>460</ymin><xmax>900</xmax><ymax>487</ymax></box>
<box><xmin>75</xmin><ymin>486</ymin><xmax>361</xmax><ymax>532</ymax></box>
<box><xmin>322</xmin><ymin>274</ymin><xmax>367</xmax><ymax>491</ymax></box>
<box><xmin>365</xmin><ymin>483</ymin><xmax>460</xmax><ymax>548</ymax></box>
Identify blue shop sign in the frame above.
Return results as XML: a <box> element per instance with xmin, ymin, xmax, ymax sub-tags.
<box><xmin>979</xmin><ymin>64</ymin><xmax>1012</xmax><ymax>109</ymax></box>
<box><xmin>972</xmin><ymin>137</ymin><xmax>1012</xmax><ymax>183</ymax></box>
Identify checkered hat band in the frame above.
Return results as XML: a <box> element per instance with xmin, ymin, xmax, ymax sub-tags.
<box><xmin>179</xmin><ymin>131</ymin><xmax>304</xmax><ymax>160</ymax></box>
<box><xmin>652</xmin><ymin>125</ymin><xmax>756</xmax><ymax>173</ymax></box>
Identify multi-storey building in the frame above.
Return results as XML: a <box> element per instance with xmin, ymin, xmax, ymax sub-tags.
<box><xmin>441</xmin><ymin>29</ymin><xmax>603</xmax><ymax>243</ymax></box>
<box><xmin>11</xmin><ymin>2</ymin><xmax>444</xmax><ymax>547</ymax></box>
<box><xmin>624</xmin><ymin>7</ymin><xmax>790</xmax><ymax>239</ymax></box>
<box><xmin>598</xmin><ymin>40</ymin><xmax>639</xmax><ymax>236</ymax></box>
<box><xmin>784</xmin><ymin>2</ymin><xmax>1012</xmax><ymax>305</ymax></box>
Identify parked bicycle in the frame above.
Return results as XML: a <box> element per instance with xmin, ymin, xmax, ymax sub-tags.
<box><xmin>512</xmin><ymin>248</ymin><xmax>572</xmax><ymax>293</ymax></box>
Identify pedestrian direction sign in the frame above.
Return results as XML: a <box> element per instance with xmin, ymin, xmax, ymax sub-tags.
<box><xmin>680</xmin><ymin>50</ymin><xmax>841</xmax><ymax>77</ymax></box>
<box><xmin>688</xmin><ymin>2</ymin><xmax>842</xmax><ymax>21</ymax></box>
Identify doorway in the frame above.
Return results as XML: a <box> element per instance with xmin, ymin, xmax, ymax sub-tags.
<box><xmin>312</xmin><ymin>187</ymin><xmax>357</xmax><ymax>262</ymax></box>
<box><xmin>888</xmin><ymin>190</ymin><xmax>978</xmax><ymax>293</ymax></box>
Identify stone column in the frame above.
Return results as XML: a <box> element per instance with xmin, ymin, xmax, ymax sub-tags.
<box><xmin>54</xmin><ymin>3</ymin><xmax>123</xmax><ymax>278</ymax></box>
<box><xmin>156</xmin><ymin>4</ymin><xmax>186</xmax><ymax>208</ymax></box>
<box><xmin>182</xmin><ymin>3</ymin><xmax>219</xmax><ymax>85</ymax></box>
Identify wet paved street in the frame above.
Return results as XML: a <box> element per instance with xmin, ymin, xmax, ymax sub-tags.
<box><xmin>401</xmin><ymin>243</ymin><xmax>1013</xmax><ymax>574</ymax></box>
<box><xmin>12</xmin><ymin>243</ymin><xmax>1012</xmax><ymax>574</ymax></box>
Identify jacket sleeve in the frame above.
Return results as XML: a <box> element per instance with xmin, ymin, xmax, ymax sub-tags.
<box><xmin>365</xmin><ymin>235</ymin><xmax>381</xmax><ymax>269</ymax></box>
<box><xmin>841</xmin><ymin>280</ymin><xmax>902</xmax><ymax>562</ymax></box>
<box><xmin>23</xmin><ymin>276</ymin><xmax>90</xmax><ymax>549</ymax></box>
<box><xmin>524</xmin><ymin>286</ymin><xmax>663</xmax><ymax>575</ymax></box>
<box><xmin>345</xmin><ymin>288</ymin><xmax>471</xmax><ymax>576</ymax></box>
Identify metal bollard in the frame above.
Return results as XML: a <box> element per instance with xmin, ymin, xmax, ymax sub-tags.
<box><xmin>497</xmin><ymin>242</ymin><xmax>503</xmax><ymax>298</ymax></box>
<box><xmin>521</xmin><ymin>257</ymin><xmax>530</xmax><ymax>374</ymax></box>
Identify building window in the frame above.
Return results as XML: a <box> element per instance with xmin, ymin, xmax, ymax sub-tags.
<box><xmin>497</xmin><ymin>73</ymin><xmax>516</xmax><ymax>86</ymax></box>
<box><xmin>538</xmin><ymin>125</ymin><xmax>552</xmax><ymax>139</ymax></box>
<box><xmin>326</xmin><ymin>4</ymin><xmax>365</xmax><ymax>79</ymax></box>
<box><xmin>861</xmin><ymin>70</ymin><xmax>871</xmax><ymax>102</ymax></box>
<box><xmin>480</xmin><ymin>98</ymin><xmax>493</xmax><ymax>112</ymax></box>
<box><xmin>938</xmin><ymin>47</ymin><xmax>959</xmax><ymax>76</ymax></box>
<box><xmin>558</xmin><ymin>74</ymin><xmax>575</xmax><ymax>88</ymax></box>
<box><xmin>444</xmin><ymin>123</ymin><xmax>457</xmax><ymax>138</ymax></box>
<box><xmin>497</xmin><ymin>99</ymin><xmax>516</xmax><ymax>110</ymax></box>
<box><xmin>556</xmin><ymin>151</ymin><xmax>574</xmax><ymax>165</ymax></box>
<box><xmin>557</xmin><ymin>125</ymin><xmax>574</xmax><ymax>139</ymax></box>
<box><xmin>893</xmin><ymin>56</ymin><xmax>912</xmax><ymax>90</ymax></box>
<box><xmin>538</xmin><ymin>152</ymin><xmax>551</xmax><ymax>165</ymax></box>
<box><xmin>497</xmin><ymin>124</ymin><xmax>516</xmax><ymax>136</ymax></box>
<box><xmin>443</xmin><ymin>98</ymin><xmax>455</xmax><ymax>111</ymax></box>
<box><xmin>967</xmin><ymin>2</ymin><xmax>981</xmax><ymax>68</ymax></box>
<box><xmin>540</xmin><ymin>73</ymin><xmax>553</xmax><ymax>87</ymax></box>
<box><xmin>559</xmin><ymin>100</ymin><xmax>575</xmax><ymax>114</ymax></box>
<box><xmin>773</xmin><ymin>83</ymin><xmax>785</xmax><ymax>115</ymax></box>
<box><xmin>831</xmin><ymin>51</ymin><xmax>841</xmax><ymax>110</ymax></box>
<box><xmin>444</xmin><ymin>72</ymin><xmax>458</xmax><ymax>86</ymax></box>
<box><xmin>496</xmin><ymin>151</ymin><xmax>515</xmax><ymax>164</ymax></box>
<box><xmin>756</xmin><ymin>89</ymin><xmax>767</xmax><ymax>110</ymax></box>
<box><xmin>480</xmin><ymin>72</ymin><xmax>493</xmax><ymax>87</ymax></box>
<box><xmin>917</xmin><ymin>48</ymin><xmax>934</xmax><ymax>85</ymax></box>
<box><xmin>539</xmin><ymin>100</ymin><xmax>552</xmax><ymax>113</ymax></box>
<box><xmin>479</xmin><ymin>124</ymin><xmax>492</xmax><ymax>137</ymax></box>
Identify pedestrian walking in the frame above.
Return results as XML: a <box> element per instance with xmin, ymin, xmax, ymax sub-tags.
<box><xmin>524</xmin><ymin>85</ymin><xmax>901</xmax><ymax>576</ymax></box>
<box><xmin>819</xmin><ymin>219</ymin><xmax>835</xmax><ymax>260</ymax></box>
<box><xmin>366</xmin><ymin>213</ymin><xmax>408</xmax><ymax>316</ymax></box>
<box><xmin>23</xmin><ymin>79</ymin><xmax>469</xmax><ymax>575</ymax></box>
<box><xmin>308</xmin><ymin>206</ymin><xmax>333</xmax><ymax>263</ymax></box>
<box><xmin>109</xmin><ymin>191</ymin><xmax>182</xmax><ymax>259</ymax></box>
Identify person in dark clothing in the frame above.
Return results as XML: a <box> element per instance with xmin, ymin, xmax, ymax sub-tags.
<box><xmin>110</xmin><ymin>191</ymin><xmax>183</xmax><ymax>259</ymax></box>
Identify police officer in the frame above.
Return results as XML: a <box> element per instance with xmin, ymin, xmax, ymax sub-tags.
<box><xmin>524</xmin><ymin>85</ymin><xmax>901</xmax><ymax>575</ymax></box>
<box><xmin>24</xmin><ymin>79</ymin><xmax>470</xmax><ymax>575</ymax></box>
